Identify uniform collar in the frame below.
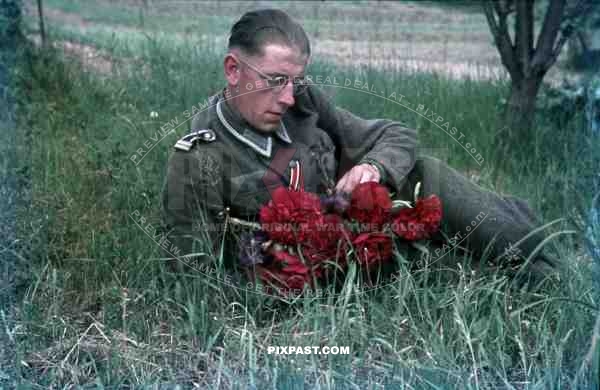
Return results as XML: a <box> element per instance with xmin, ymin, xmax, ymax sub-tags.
<box><xmin>216</xmin><ymin>90</ymin><xmax>292</xmax><ymax>158</ymax></box>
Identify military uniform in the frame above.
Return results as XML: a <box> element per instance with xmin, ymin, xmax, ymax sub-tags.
<box><xmin>161</xmin><ymin>85</ymin><xmax>558</xmax><ymax>284</ymax></box>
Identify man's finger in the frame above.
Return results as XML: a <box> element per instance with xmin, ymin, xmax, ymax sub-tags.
<box><xmin>335</xmin><ymin>175</ymin><xmax>348</xmax><ymax>192</ymax></box>
<box><xmin>342</xmin><ymin>173</ymin><xmax>361</xmax><ymax>192</ymax></box>
<box><xmin>336</xmin><ymin>165</ymin><xmax>379</xmax><ymax>193</ymax></box>
<box><xmin>336</xmin><ymin>174</ymin><xmax>356</xmax><ymax>193</ymax></box>
<box><xmin>359</xmin><ymin>173</ymin><xmax>376</xmax><ymax>184</ymax></box>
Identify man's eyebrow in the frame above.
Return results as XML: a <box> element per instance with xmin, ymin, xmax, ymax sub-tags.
<box><xmin>266</xmin><ymin>72</ymin><xmax>289</xmax><ymax>78</ymax></box>
<box><xmin>265</xmin><ymin>72</ymin><xmax>305</xmax><ymax>78</ymax></box>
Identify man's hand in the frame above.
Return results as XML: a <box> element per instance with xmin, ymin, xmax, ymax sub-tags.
<box><xmin>334</xmin><ymin>163</ymin><xmax>381</xmax><ymax>194</ymax></box>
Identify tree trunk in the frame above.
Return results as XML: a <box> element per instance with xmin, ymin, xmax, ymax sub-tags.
<box><xmin>505</xmin><ymin>76</ymin><xmax>543</xmax><ymax>133</ymax></box>
<box><xmin>37</xmin><ymin>0</ymin><xmax>46</xmax><ymax>47</ymax></box>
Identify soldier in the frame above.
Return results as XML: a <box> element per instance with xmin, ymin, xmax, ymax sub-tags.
<box><xmin>161</xmin><ymin>9</ymin><xmax>559</xmax><ymax>288</ymax></box>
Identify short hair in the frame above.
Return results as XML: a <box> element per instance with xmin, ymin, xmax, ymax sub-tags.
<box><xmin>228</xmin><ymin>9</ymin><xmax>310</xmax><ymax>58</ymax></box>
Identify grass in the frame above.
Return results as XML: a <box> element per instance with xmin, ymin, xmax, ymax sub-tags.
<box><xmin>9</xmin><ymin>2</ymin><xmax>600</xmax><ymax>389</ymax></box>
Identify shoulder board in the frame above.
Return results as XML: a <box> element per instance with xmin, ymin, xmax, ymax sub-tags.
<box><xmin>174</xmin><ymin>129</ymin><xmax>216</xmax><ymax>151</ymax></box>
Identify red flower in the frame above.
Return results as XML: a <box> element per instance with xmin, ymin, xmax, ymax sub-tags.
<box><xmin>417</xmin><ymin>194</ymin><xmax>443</xmax><ymax>232</ymax></box>
<box><xmin>250</xmin><ymin>185</ymin><xmax>443</xmax><ymax>294</ymax></box>
<box><xmin>259</xmin><ymin>187</ymin><xmax>323</xmax><ymax>245</ymax></box>
<box><xmin>352</xmin><ymin>232</ymin><xmax>393</xmax><ymax>268</ymax></box>
<box><xmin>301</xmin><ymin>214</ymin><xmax>351</xmax><ymax>267</ymax></box>
<box><xmin>392</xmin><ymin>195</ymin><xmax>442</xmax><ymax>240</ymax></box>
<box><xmin>347</xmin><ymin>182</ymin><xmax>392</xmax><ymax>230</ymax></box>
<box><xmin>256</xmin><ymin>250</ymin><xmax>321</xmax><ymax>296</ymax></box>
<box><xmin>391</xmin><ymin>207</ymin><xmax>421</xmax><ymax>240</ymax></box>
<box><xmin>304</xmin><ymin>214</ymin><xmax>348</xmax><ymax>249</ymax></box>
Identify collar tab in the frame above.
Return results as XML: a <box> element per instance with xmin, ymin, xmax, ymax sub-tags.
<box><xmin>216</xmin><ymin>97</ymin><xmax>292</xmax><ymax>158</ymax></box>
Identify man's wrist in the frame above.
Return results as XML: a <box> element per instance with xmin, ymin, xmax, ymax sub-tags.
<box><xmin>360</xmin><ymin>158</ymin><xmax>387</xmax><ymax>183</ymax></box>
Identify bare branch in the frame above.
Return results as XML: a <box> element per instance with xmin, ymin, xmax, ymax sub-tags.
<box><xmin>546</xmin><ymin>24</ymin><xmax>575</xmax><ymax>70</ymax></box>
<box><xmin>535</xmin><ymin>0</ymin><xmax>592</xmax><ymax>72</ymax></box>
<box><xmin>531</xmin><ymin>0</ymin><xmax>567</xmax><ymax>71</ymax></box>
<box><xmin>483</xmin><ymin>1</ymin><xmax>499</xmax><ymax>34</ymax></box>
<box><xmin>37</xmin><ymin>0</ymin><xmax>46</xmax><ymax>47</ymax></box>
<box><xmin>493</xmin><ymin>0</ymin><xmax>515</xmax><ymax>16</ymax></box>
<box><xmin>483</xmin><ymin>0</ymin><xmax>519</xmax><ymax>79</ymax></box>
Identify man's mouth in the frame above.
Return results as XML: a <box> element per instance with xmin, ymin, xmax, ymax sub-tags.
<box><xmin>266</xmin><ymin>111</ymin><xmax>283</xmax><ymax>120</ymax></box>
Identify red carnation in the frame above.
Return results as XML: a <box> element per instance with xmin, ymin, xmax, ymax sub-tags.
<box><xmin>347</xmin><ymin>182</ymin><xmax>392</xmax><ymax>230</ymax></box>
<box><xmin>303</xmin><ymin>214</ymin><xmax>348</xmax><ymax>249</ymax></box>
<box><xmin>417</xmin><ymin>194</ymin><xmax>443</xmax><ymax>233</ymax></box>
<box><xmin>352</xmin><ymin>232</ymin><xmax>393</xmax><ymax>269</ymax></box>
<box><xmin>304</xmin><ymin>214</ymin><xmax>351</xmax><ymax>268</ymax></box>
<box><xmin>272</xmin><ymin>186</ymin><xmax>322</xmax><ymax>213</ymax></box>
<box><xmin>256</xmin><ymin>250</ymin><xmax>321</xmax><ymax>296</ymax></box>
<box><xmin>259</xmin><ymin>187</ymin><xmax>323</xmax><ymax>245</ymax></box>
<box><xmin>391</xmin><ymin>207</ymin><xmax>421</xmax><ymax>240</ymax></box>
<box><xmin>392</xmin><ymin>195</ymin><xmax>442</xmax><ymax>240</ymax></box>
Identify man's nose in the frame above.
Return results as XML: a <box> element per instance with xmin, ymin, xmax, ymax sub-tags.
<box><xmin>277</xmin><ymin>81</ymin><xmax>295</xmax><ymax>107</ymax></box>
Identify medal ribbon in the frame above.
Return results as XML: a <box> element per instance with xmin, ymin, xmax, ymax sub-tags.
<box><xmin>288</xmin><ymin>160</ymin><xmax>304</xmax><ymax>192</ymax></box>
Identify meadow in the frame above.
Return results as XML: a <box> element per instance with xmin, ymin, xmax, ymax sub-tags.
<box><xmin>6</xmin><ymin>0</ymin><xmax>600</xmax><ymax>388</ymax></box>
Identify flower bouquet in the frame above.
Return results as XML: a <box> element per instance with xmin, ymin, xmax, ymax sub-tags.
<box><xmin>237</xmin><ymin>181</ymin><xmax>442</xmax><ymax>297</ymax></box>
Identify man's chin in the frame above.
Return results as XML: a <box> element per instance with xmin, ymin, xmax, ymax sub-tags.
<box><xmin>255</xmin><ymin>122</ymin><xmax>280</xmax><ymax>133</ymax></box>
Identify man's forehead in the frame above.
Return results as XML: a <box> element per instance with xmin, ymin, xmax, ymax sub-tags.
<box><xmin>255</xmin><ymin>44</ymin><xmax>308</xmax><ymax>73</ymax></box>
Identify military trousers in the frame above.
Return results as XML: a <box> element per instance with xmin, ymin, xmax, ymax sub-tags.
<box><xmin>395</xmin><ymin>155</ymin><xmax>559</xmax><ymax>281</ymax></box>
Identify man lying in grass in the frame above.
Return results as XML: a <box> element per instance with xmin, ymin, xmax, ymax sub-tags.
<box><xmin>161</xmin><ymin>8</ymin><xmax>560</xmax><ymax>291</ymax></box>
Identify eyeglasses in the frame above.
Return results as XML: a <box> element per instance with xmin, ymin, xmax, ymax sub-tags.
<box><xmin>236</xmin><ymin>55</ymin><xmax>309</xmax><ymax>95</ymax></box>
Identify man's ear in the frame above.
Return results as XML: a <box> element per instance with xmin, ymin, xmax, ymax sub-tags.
<box><xmin>224</xmin><ymin>53</ymin><xmax>241</xmax><ymax>86</ymax></box>
<box><xmin>303</xmin><ymin>54</ymin><xmax>311</xmax><ymax>69</ymax></box>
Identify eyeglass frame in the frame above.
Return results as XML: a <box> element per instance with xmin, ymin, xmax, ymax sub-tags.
<box><xmin>234</xmin><ymin>55</ymin><xmax>309</xmax><ymax>95</ymax></box>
